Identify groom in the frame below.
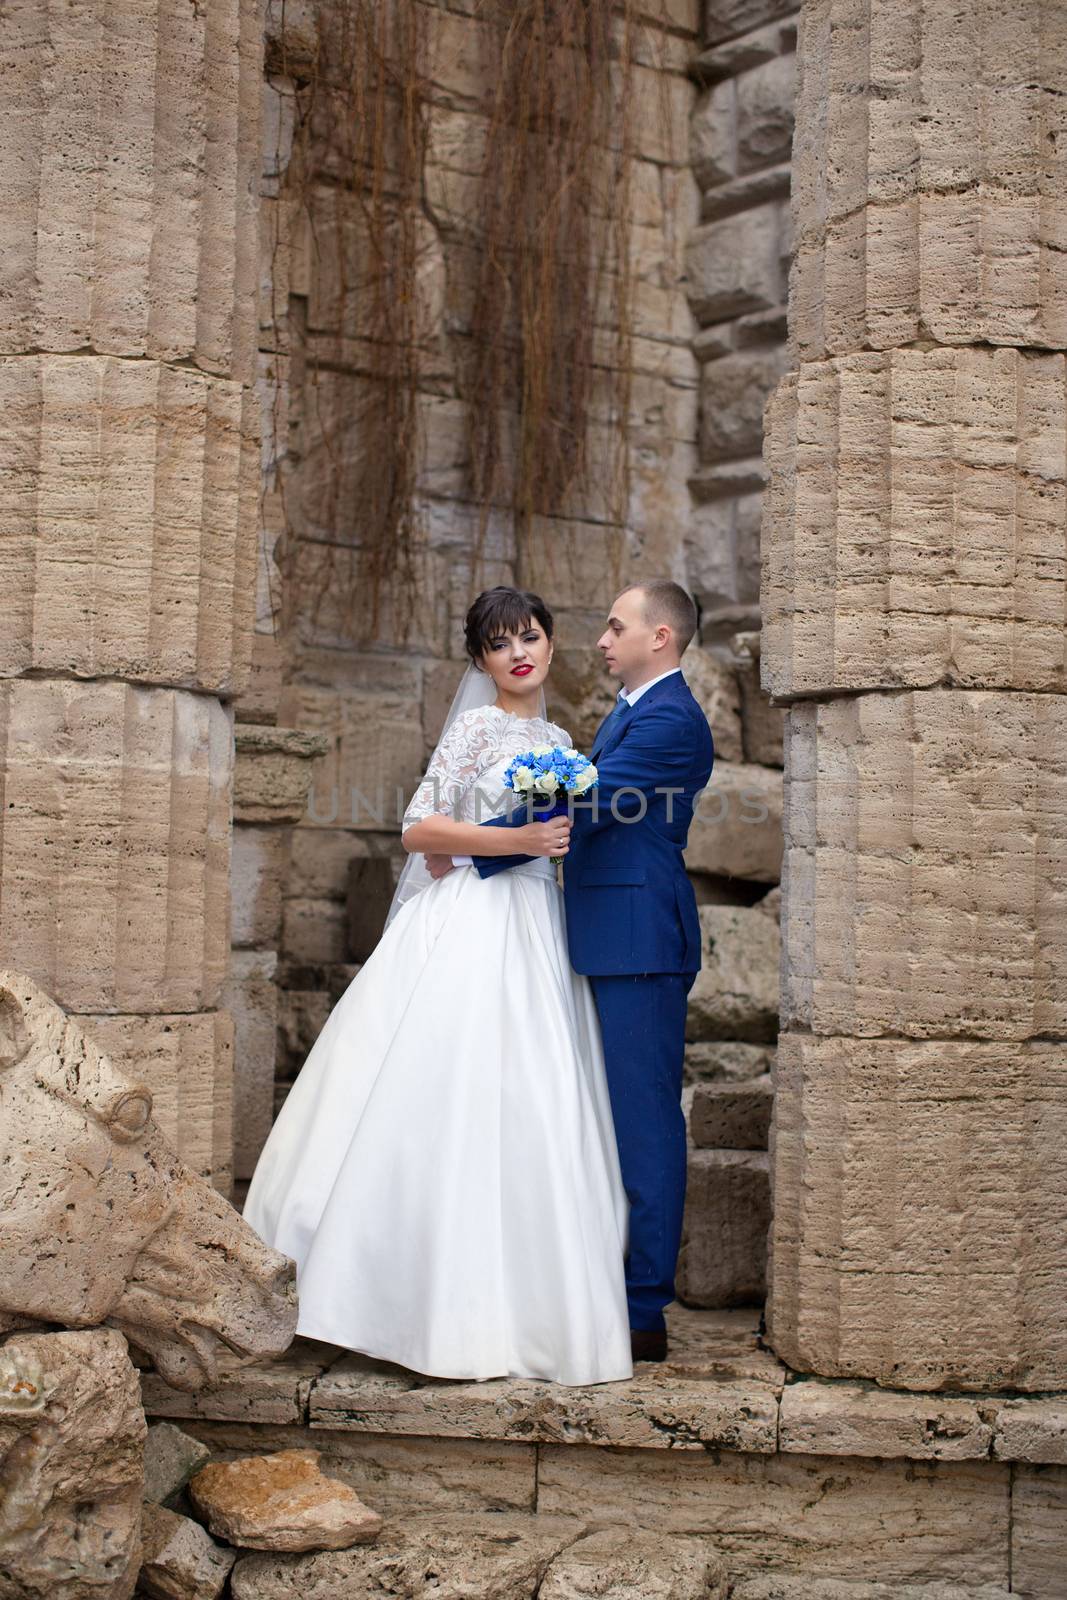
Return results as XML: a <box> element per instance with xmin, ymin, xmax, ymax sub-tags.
<box><xmin>445</xmin><ymin>581</ymin><xmax>714</xmax><ymax>1362</ymax></box>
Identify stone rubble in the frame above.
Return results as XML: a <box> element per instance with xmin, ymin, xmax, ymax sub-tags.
<box><xmin>138</xmin><ymin>1502</ymin><xmax>236</xmax><ymax>1600</ymax></box>
<box><xmin>188</xmin><ymin>1448</ymin><xmax>383</xmax><ymax>1552</ymax></box>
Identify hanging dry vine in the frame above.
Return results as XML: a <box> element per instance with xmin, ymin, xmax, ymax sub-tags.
<box><xmin>269</xmin><ymin>0</ymin><xmax>431</xmax><ymax>646</ymax></box>
<box><xmin>266</xmin><ymin>0</ymin><xmax>675</xmax><ymax>646</ymax></box>
<box><xmin>467</xmin><ymin>0</ymin><xmax>640</xmax><ymax>588</ymax></box>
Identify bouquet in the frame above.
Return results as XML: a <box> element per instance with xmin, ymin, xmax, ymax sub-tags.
<box><xmin>502</xmin><ymin>744</ymin><xmax>599</xmax><ymax>864</ymax></box>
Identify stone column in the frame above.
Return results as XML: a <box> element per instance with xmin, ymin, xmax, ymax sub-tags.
<box><xmin>764</xmin><ymin>0</ymin><xmax>1067</xmax><ymax>1389</ymax></box>
<box><xmin>0</xmin><ymin>0</ymin><xmax>263</xmax><ymax>1192</ymax></box>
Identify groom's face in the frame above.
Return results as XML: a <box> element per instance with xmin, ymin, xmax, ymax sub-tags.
<box><xmin>598</xmin><ymin>590</ymin><xmax>658</xmax><ymax>686</ymax></box>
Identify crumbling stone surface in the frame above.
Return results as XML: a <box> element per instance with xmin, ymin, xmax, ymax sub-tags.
<box><xmin>539</xmin><ymin>1526</ymin><xmax>727</xmax><ymax>1598</ymax></box>
<box><xmin>0</xmin><ymin>970</ymin><xmax>297</xmax><ymax>1392</ymax></box>
<box><xmin>690</xmin><ymin>1074</ymin><xmax>773</xmax><ymax>1149</ymax></box>
<box><xmin>678</xmin><ymin>1149</ymin><xmax>770</xmax><ymax>1308</ymax></box>
<box><xmin>229</xmin><ymin>1512</ymin><xmax>587</xmax><ymax>1599</ymax></box>
<box><xmin>0</xmin><ymin>1328</ymin><xmax>145</xmax><ymax>1600</ymax></box>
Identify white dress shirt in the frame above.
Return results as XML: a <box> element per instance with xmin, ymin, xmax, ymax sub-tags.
<box><xmin>450</xmin><ymin>667</ymin><xmax>683</xmax><ymax>870</ymax></box>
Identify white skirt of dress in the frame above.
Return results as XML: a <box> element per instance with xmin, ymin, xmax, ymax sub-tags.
<box><xmin>242</xmin><ymin>860</ymin><xmax>634</xmax><ymax>1386</ymax></box>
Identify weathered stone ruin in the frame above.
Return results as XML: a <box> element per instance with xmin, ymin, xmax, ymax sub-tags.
<box><xmin>0</xmin><ymin>0</ymin><xmax>1065</xmax><ymax>1595</ymax></box>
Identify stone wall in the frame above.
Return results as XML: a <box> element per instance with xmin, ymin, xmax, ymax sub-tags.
<box><xmin>228</xmin><ymin>0</ymin><xmax>797</xmax><ymax>1178</ymax></box>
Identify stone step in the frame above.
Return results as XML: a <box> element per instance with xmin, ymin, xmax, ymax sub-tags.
<box><xmin>140</xmin><ymin>1307</ymin><xmax>1067</xmax><ymax>1468</ymax></box>
<box><xmin>139</xmin><ymin>1307</ymin><xmax>1066</xmax><ymax>1596</ymax></box>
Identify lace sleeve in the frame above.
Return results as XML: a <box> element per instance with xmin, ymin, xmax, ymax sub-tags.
<box><xmin>548</xmin><ymin>720</ymin><xmax>575</xmax><ymax>751</ymax></box>
<box><xmin>401</xmin><ymin>707</ymin><xmax>500</xmax><ymax>833</ymax></box>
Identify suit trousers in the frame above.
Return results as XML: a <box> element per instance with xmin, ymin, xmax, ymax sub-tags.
<box><xmin>588</xmin><ymin>970</ymin><xmax>694</xmax><ymax>1333</ymax></box>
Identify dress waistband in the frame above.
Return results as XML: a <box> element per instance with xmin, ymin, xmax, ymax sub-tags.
<box><xmin>508</xmin><ymin>858</ymin><xmax>558</xmax><ymax>885</ymax></box>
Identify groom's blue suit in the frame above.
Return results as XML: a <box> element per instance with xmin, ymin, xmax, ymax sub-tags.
<box><xmin>470</xmin><ymin>670</ymin><xmax>714</xmax><ymax>1333</ymax></box>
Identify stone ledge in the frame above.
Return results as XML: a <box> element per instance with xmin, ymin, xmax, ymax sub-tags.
<box><xmin>140</xmin><ymin>1307</ymin><xmax>1067</xmax><ymax>1466</ymax></box>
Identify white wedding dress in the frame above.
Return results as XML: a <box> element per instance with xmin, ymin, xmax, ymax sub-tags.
<box><xmin>242</xmin><ymin>702</ymin><xmax>634</xmax><ymax>1385</ymax></box>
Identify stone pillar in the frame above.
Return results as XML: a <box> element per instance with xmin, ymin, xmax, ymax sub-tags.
<box><xmin>764</xmin><ymin>0</ymin><xmax>1067</xmax><ymax>1390</ymax></box>
<box><xmin>0</xmin><ymin>0</ymin><xmax>263</xmax><ymax>1192</ymax></box>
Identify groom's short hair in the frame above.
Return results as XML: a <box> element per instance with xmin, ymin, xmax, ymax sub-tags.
<box><xmin>622</xmin><ymin>580</ymin><xmax>698</xmax><ymax>654</ymax></box>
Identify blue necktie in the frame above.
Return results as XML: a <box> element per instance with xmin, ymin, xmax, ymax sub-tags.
<box><xmin>594</xmin><ymin>694</ymin><xmax>631</xmax><ymax>755</ymax></box>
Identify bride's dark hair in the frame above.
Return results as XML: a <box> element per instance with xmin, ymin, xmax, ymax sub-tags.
<box><xmin>464</xmin><ymin>586</ymin><xmax>554</xmax><ymax>663</ymax></box>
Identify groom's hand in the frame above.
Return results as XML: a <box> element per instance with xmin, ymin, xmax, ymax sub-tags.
<box><xmin>425</xmin><ymin>853</ymin><xmax>455</xmax><ymax>880</ymax></box>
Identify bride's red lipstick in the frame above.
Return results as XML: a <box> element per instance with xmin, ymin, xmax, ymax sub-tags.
<box><xmin>510</xmin><ymin>664</ymin><xmax>534</xmax><ymax>676</ymax></box>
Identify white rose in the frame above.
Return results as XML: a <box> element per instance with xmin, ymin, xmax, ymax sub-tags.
<box><xmin>531</xmin><ymin>744</ymin><xmax>554</xmax><ymax>757</ymax></box>
<box><xmin>511</xmin><ymin>764</ymin><xmax>534</xmax><ymax>789</ymax></box>
<box><xmin>572</xmin><ymin>766</ymin><xmax>597</xmax><ymax>793</ymax></box>
<box><xmin>534</xmin><ymin>772</ymin><xmax>559</xmax><ymax>794</ymax></box>
<box><xmin>564</xmin><ymin>747</ymin><xmax>580</xmax><ymax>758</ymax></box>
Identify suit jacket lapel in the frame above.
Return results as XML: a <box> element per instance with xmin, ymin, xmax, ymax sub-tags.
<box><xmin>590</xmin><ymin>672</ymin><xmax>689</xmax><ymax>763</ymax></box>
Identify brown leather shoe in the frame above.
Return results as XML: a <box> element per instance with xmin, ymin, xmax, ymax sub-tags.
<box><xmin>630</xmin><ymin>1327</ymin><xmax>668</xmax><ymax>1362</ymax></box>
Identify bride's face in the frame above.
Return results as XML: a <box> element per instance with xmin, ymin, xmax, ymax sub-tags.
<box><xmin>478</xmin><ymin>619</ymin><xmax>553</xmax><ymax>701</ymax></box>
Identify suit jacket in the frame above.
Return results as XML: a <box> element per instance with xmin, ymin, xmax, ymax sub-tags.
<box><xmin>470</xmin><ymin>671</ymin><xmax>714</xmax><ymax>977</ymax></box>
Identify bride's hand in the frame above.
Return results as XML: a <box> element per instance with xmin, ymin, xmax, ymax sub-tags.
<box><xmin>520</xmin><ymin>818</ymin><xmax>572</xmax><ymax>858</ymax></box>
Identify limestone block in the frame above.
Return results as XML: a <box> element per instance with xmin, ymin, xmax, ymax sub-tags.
<box><xmin>700</xmin><ymin>347</ymin><xmax>790</xmax><ymax>463</ymax></box>
<box><xmin>992</xmin><ymin>1399</ymin><xmax>1067</xmax><ymax>1466</ymax></box>
<box><xmin>539</xmin><ymin>1527</ymin><xmax>727</xmax><ymax>1599</ymax></box>
<box><xmin>278</xmin><ymin>684</ymin><xmax>426</xmax><ymax>835</ymax></box>
<box><xmin>147</xmin><ymin>1422</ymin><xmax>538</xmax><ymax>1519</ymax></box>
<box><xmin>346</xmin><ymin>858</ymin><xmax>396</xmax><ymax>962</ymax></box>
<box><xmin>762</xmin><ymin>352</ymin><xmax>1067</xmax><ymax>698</ymax></box>
<box><xmin>731</xmin><ymin>632</ymin><xmax>784</xmax><ymax>766</ymax></box>
<box><xmin>768</xmin><ymin>1033</ymin><xmax>1067</xmax><ymax>1390</ymax></box>
<box><xmin>142</xmin><ymin>1344</ymin><xmax>334</xmax><ymax>1429</ymax></box>
<box><xmin>234</xmin><ymin>726</ymin><xmax>331</xmax><ymax>825</ymax></box>
<box><xmin>0</xmin><ymin>1328</ymin><xmax>145</xmax><ymax>1600</ymax></box>
<box><xmin>1012</xmin><ymin>1465</ymin><xmax>1067</xmax><ymax>1599</ymax></box>
<box><xmin>232</xmin><ymin>826</ymin><xmax>288</xmax><ymax>948</ymax></box>
<box><xmin>685</xmin><ymin>1041</ymin><xmax>776</xmax><ymax>1086</ymax></box>
<box><xmin>686</xmin><ymin>905</ymin><xmax>779</xmax><ymax>1042</ymax></box>
<box><xmin>77</xmin><ymin>1010</ymin><xmax>234</xmax><ymax>1194</ymax></box>
<box><xmin>0</xmin><ymin>679</ymin><xmax>233</xmax><ymax>1013</ymax></box>
<box><xmin>223</xmin><ymin>950</ymin><xmax>279</xmax><ymax>1183</ymax></box>
<box><xmin>677</xmin><ymin>1149</ymin><xmax>770</xmax><ymax>1307</ymax></box>
<box><xmin>703</xmin><ymin>1</ymin><xmax>797</xmax><ymax>46</ymax></box>
<box><xmin>791</xmin><ymin>0</ymin><xmax>1067</xmax><ymax>359</ymax></box>
<box><xmin>280</xmin><ymin>898</ymin><xmax>349</xmax><ymax>966</ymax></box>
<box><xmin>781</xmin><ymin>692</ymin><xmax>1067</xmax><ymax>1040</ymax></box>
<box><xmin>685</xmin><ymin>760</ymin><xmax>783</xmax><ymax>883</ymax></box>
<box><xmin>139</xmin><ymin>1502</ymin><xmax>236</xmax><ymax>1600</ymax></box>
<box><xmin>682</xmin><ymin>647</ymin><xmax>744</xmax><ymax>764</ymax></box>
<box><xmin>687</xmin><ymin>493</ymin><xmax>764</xmax><ymax>611</ymax></box>
<box><xmin>539</xmin><ymin>650</ymin><xmax>617</xmax><ymax>756</ymax></box>
<box><xmin>230</xmin><ymin>1512</ymin><xmax>587</xmax><ymax>1600</ymax></box>
<box><xmin>0</xmin><ymin>970</ymin><xmax>296</xmax><ymax>1390</ymax></box>
<box><xmin>691</xmin><ymin>80</ymin><xmax>737</xmax><ymax>188</ymax></box>
<box><xmin>0</xmin><ymin>355</ymin><xmax>259</xmax><ymax>692</ymax></box>
<box><xmin>690</xmin><ymin>1074</ymin><xmax>773</xmax><ymax>1149</ymax></box>
<box><xmin>189</xmin><ymin>1449</ymin><xmax>382</xmax><ymax>1553</ymax></box>
<box><xmin>778</xmin><ymin>1383</ymin><xmax>992</xmax><ymax>1461</ymax></box>
<box><xmin>1</xmin><ymin>0</ymin><xmax>261</xmax><ymax>378</ymax></box>
<box><xmin>309</xmin><ymin>1347</ymin><xmax>777</xmax><ymax>1453</ymax></box>
<box><xmin>537</xmin><ymin>1447</ymin><xmax>1008</xmax><ymax>1586</ymax></box>
<box><xmin>736</xmin><ymin>52</ymin><xmax>795</xmax><ymax>173</ymax></box>
<box><xmin>685</xmin><ymin>202</ymin><xmax>788</xmax><ymax>325</ymax></box>
<box><xmin>143</xmin><ymin>1422</ymin><xmax>212</xmax><ymax>1507</ymax></box>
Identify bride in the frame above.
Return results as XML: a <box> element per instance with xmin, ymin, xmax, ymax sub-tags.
<box><xmin>242</xmin><ymin>585</ymin><xmax>634</xmax><ymax>1385</ymax></box>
